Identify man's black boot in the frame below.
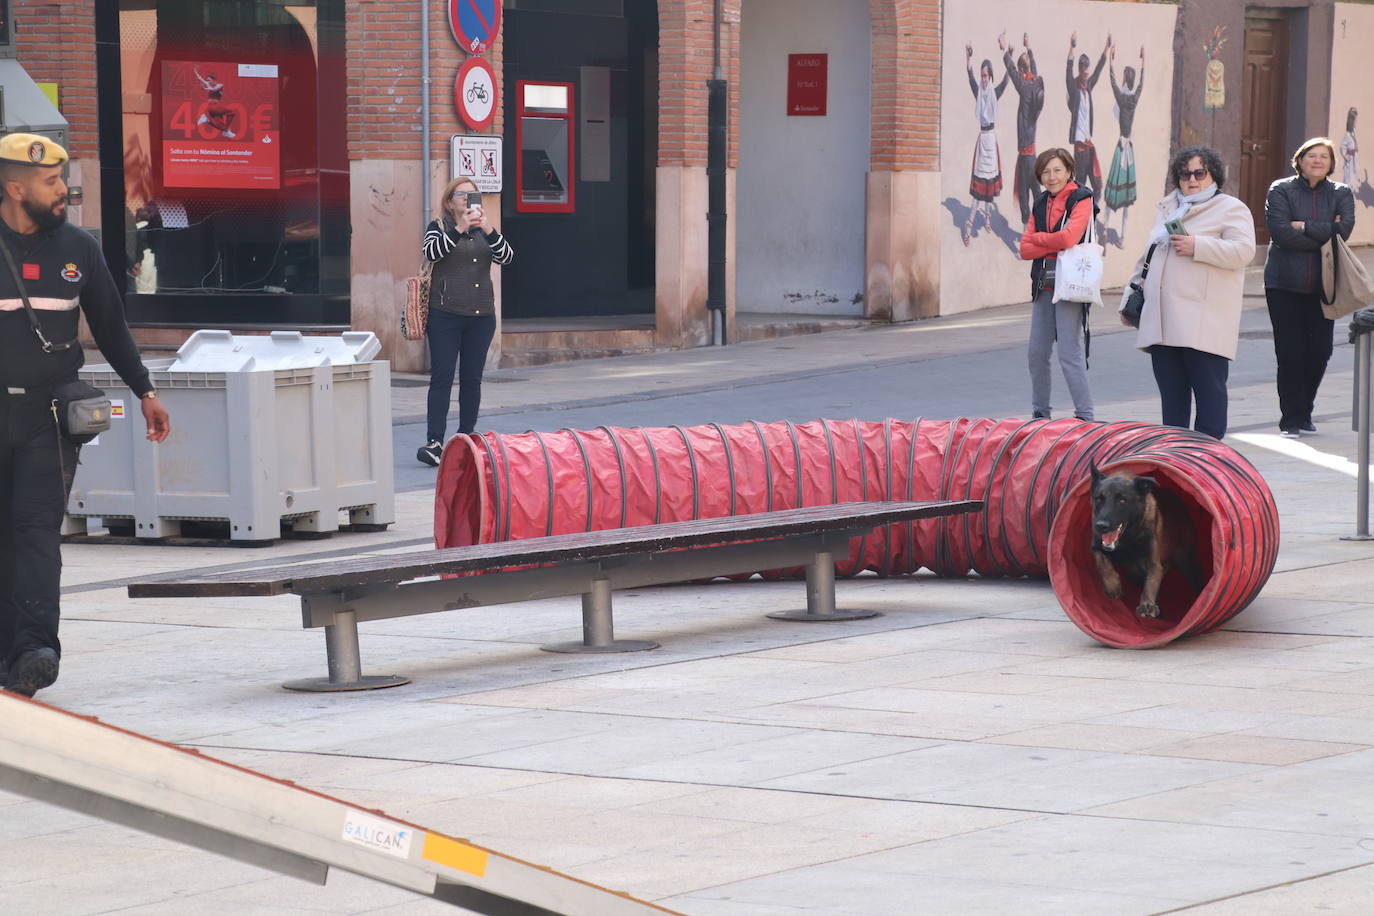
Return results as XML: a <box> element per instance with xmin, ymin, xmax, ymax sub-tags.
<box><xmin>6</xmin><ymin>648</ymin><xmax>59</xmax><ymax>697</ymax></box>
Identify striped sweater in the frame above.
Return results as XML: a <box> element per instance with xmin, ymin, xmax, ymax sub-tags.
<box><xmin>421</xmin><ymin>218</ymin><xmax>513</xmax><ymax>316</ymax></box>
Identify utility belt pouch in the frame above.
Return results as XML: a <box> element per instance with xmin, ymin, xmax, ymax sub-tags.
<box><xmin>52</xmin><ymin>379</ymin><xmax>112</xmax><ymax>444</ymax></box>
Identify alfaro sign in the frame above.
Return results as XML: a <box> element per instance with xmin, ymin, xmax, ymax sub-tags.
<box><xmin>450</xmin><ymin>0</ymin><xmax>501</xmax><ymax>55</ymax></box>
<box><xmin>787</xmin><ymin>53</ymin><xmax>827</xmax><ymax>117</ymax></box>
<box><xmin>161</xmin><ymin>61</ymin><xmax>280</xmax><ymax>189</ymax></box>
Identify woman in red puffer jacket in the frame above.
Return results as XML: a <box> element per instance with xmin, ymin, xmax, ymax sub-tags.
<box><xmin>1019</xmin><ymin>147</ymin><xmax>1098</xmax><ymax>422</ymax></box>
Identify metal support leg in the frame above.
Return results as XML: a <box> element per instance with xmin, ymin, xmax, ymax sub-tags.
<box><xmin>542</xmin><ymin>578</ymin><xmax>659</xmax><ymax>653</ymax></box>
<box><xmin>767</xmin><ymin>549</ymin><xmax>882</xmax><ymax>621</ymax></box>
<box><xmin>283</xmin><ymin>610</ymin><xmax>411</xmax><ymax>692</ymax></box>
<box><xmin>1345</xmin><ymin>332</ymin><xmax>1373</xmax><ymax>541</ymax></box>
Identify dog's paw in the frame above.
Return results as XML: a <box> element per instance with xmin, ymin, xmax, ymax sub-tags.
<box><xmin>1135</xmin><ymin>601</ymin><xmax>1161</xmax><ymax>619</ymax></box>
<box><xmin>1103</xmin><ymin>579</ymin><xmax>1122</xmax><ymax>600</ymax></box>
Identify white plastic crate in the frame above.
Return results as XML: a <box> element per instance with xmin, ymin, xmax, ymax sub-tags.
<box><xmin>169</xmin><ymin>329</ymin><xmax>382</xmax><ymax>372</ymax></box>
<box><xmin>65</xmin><ymin>332</ymin><xmax>395</xmax><ymax>542</ymax></box>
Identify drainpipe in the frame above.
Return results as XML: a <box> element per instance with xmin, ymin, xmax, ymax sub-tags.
<box><xmin>421</xmin><ymin>0</ymin><xmax>432</xmax><ymax>227</ymax></box>
<box><xmin>706</xmin><ymin>0</ymin><xmax>728</xmax><ymax>345</ymax></box>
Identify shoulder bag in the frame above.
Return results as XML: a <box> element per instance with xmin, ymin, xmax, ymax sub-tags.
<box><xmin>1121</xmin><ymin>243</ymin><xmax>1158</xmax><ymax>328</ymax></box>
<box><xmin>401</xmin><ymin>259</ymin><xmax>433</xmax><ymax>341</ymax></box>
<box><xmin>1320</xmin><ymin>231</ymin><xmax>1374</xmax><ymax>320</ymax></box>
<box><xmin>0</xmin><ymin>235</ymin><xmax>111</xmax><ymax>444</ymax></box>
<box><xmin>1052</xmin><ymin>203</ymin><xmax>1105</xmax><ymax>307</ymax></box>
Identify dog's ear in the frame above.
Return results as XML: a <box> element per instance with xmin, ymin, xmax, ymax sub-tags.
<box><xmin>1133</xmin><ymin>476</ymin><xmax>1158</xmax><ymax>497</ymax></box>
<box><xmin>1090</xmin><ymin>461</ymin><xmax>1103</xmax><ymax>484</ymax></box>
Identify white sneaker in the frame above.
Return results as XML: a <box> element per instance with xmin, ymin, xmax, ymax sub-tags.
<box><xmin>1280</xmin><ymin>429</ymin><xmax>1301</xmax><ymax>439</ymax></box>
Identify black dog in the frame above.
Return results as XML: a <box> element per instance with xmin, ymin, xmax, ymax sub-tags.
<box><xmin>1089</xmin><ymin>463</ymin><xmax>1203</xmax><ymax>618</ymax></box>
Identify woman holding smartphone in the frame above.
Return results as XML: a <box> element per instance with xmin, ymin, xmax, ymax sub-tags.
<box><xmin>416</xmin><ymin>177</ymin><xmax>514</xmax><ymax>466</ymax></box>
<box><xmin>1118</xmin><ymin>146</ymin><xmax>1254</xmax><ymax>439</ymax></box>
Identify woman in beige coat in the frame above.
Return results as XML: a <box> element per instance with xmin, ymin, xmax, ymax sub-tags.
<box><xmin>1119</xmin><ymin>146</ymin><xmax>1255</xmax><ymax>439</ymax></box>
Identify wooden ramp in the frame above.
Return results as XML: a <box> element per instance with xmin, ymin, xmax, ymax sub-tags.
<box><xmin>0</xmin><ymin>693</ymin><xmax>679</xmax><ymax>915</ymax></box>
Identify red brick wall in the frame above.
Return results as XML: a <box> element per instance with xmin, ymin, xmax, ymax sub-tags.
<box><xmin>871</xmin><ymin>0</ymin><xmax>942</xmax><ymax>170</ymax></box>
<box><xmin>13</xmin><ymin>0</ymin><xmax>99</xmax><ymax>156</ymax></box>
<box><xmin>347</xmin><ymin>0</ymin><xmax>503</xmax><ymax>161</ymax></box>
<box><xmin>658</xmin><ymin>1</ymin><xmax>940</xmax><ymax>171</ymax></box>
<box><xmin>658</xmin><ymin>0</ymin><xmax>741</xmax><ymax>167</ymax></box>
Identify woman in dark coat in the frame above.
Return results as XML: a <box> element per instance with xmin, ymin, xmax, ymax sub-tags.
<box><xmin>1263</xmin><ymin>137</ymin><xmax>1356</xmax><ymax>437</ymax></box>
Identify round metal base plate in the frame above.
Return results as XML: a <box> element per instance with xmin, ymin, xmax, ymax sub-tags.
<box><xmin>767</xmin><ymin>608</ymin><xmax>883</xmax><ymax>622</ymax></box>
<box><xmin>282</xmin><ymin>674</ymin><xmax>412</xmax><ymax>692</ymax></box>
<box><xmin>1340</xmin><ymin>534</ymin><xmax>1374</xmax><ymax>541</ymax></box>
<box><xmin>541</xmin><ymin>639</ymin><xmax>661</xmax><ymax>654</ymax></box>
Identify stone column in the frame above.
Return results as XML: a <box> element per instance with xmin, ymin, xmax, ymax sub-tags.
<box><xmin>865</xmin><ymin>169</ymin><xmax>942</xmax><ymax>322</ymax></box>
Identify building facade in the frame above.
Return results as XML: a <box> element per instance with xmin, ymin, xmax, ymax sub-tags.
<box><xmin>8</xmin><ymin>0</ymin><xmax>1368</xmax><ymax>371</ymax></box>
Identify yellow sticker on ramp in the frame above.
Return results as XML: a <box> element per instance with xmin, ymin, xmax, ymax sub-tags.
<box><xmin>422</xmin><ymin>832</ymin><xmax>489</xmax><ymax>877</ymax></box>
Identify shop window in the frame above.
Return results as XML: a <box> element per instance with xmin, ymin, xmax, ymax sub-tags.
<box><xmin>117</xmin><ymin>0</ymin><xmax>348</xmax><ymax>325</ymax></box>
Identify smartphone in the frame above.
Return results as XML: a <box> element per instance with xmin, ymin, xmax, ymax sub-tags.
<box><xmin>465</xmin><ymin>190</ymin><xmax>483</xmax><ymax>209</ymax></box>
<box><xmin>1165</xmin><ymin>217</ymin><xmax>1188</xmax><ymax>236</ymax></box>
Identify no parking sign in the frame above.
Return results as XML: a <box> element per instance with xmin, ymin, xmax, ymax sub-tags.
<box><xmin>450</xmin><ymin>0</ymin><xmax>501</xmax><ymax>55</ymax></box>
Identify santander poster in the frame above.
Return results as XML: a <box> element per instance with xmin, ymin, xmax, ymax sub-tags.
<box><xmin>161</xmin><ymin>61</ymin><xmax>280</xmax><ymax>190</ymax></box>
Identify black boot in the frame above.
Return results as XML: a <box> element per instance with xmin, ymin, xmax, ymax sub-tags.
<box><xmin>6</xmin><ymin>647</ymin><xmax>59</xmax><ymax>697</ymax></box>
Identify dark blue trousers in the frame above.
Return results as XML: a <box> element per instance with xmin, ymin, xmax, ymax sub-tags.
<box><xmin>1149</xmin><ymin>345</ymin><xmax>1230</xmax><ymax>439</ymax></box>
<box><xmin>0</xmin><ymin>395</ymin><xmax>77</xmax><ymax>667</ymax></box>
<box><xmin>1265</xmin><ymin>287</ymin><xmax>1334</xmax><ymax>431</ymax></box>
<box><xmin>425</xmin><ymin>309</ymin><xmax>497</xmax><ymax>442</ymax></box>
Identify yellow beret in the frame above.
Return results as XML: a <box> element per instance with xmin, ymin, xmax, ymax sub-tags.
<box><xmin>0</xmin><ymin>132</ymin><xmax>69</xmax><ymax>167</ymax></box>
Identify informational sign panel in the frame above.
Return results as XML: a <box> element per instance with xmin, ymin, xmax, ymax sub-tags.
<box><xmin>450</xmin><ymin>0</ymin><xmax>501</xmax><ymax>55</ymax></box>
<box><xmin>455</xmin><ymin>56</ymin><xmax>498</xmax><ymax>131</ymax></box>
<box><xmin>161</xmin><ymin>61</ymin><xmax>280</xmax><ymax>189</ymax></box>
<box><xmin>787</xmin><ymin>53</ymin><xmax>828</xmax><ymax>117</ymax></box>
<box><xmin>450</xmin><ymin>134</ymin><xmax>503</xmax><ymax>193</ymax></box>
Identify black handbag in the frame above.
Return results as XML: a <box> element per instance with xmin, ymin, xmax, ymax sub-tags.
<box><xmin>0</xmin><ymin>235</ymin><xmax>111</xmax><ymax>444</ymax></box>
<box><xmin>1122</xmin><ymin>243</ymin><xmax>1159</xmax><ymax>328</ymax></box>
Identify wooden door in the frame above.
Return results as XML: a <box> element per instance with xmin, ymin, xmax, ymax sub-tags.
<box><xmin>1241</xmin><ymin>15</ymin><xmax>1290</xmax><ymax>243</ymax></box>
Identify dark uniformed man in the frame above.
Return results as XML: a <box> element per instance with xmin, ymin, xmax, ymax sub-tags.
<box><xmin>0</xmin><ymin>133</ymin><xmax>170</xmax><ymax>697</ymax></box>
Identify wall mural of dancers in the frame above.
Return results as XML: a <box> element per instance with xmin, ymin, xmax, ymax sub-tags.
<box><xmin>940</xmin><ymin>1</ymin><xmax>1177</xmax><ymax>314</ymax></box>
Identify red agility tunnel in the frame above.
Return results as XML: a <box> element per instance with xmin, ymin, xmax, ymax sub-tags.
<box><xmin>434</xmin><ymin>419</ymin><xmax>1279</xmax><ymax>649</ymax></box>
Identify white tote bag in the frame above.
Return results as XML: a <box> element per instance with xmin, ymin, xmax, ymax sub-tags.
<box><xmin>1053</xmin><ymin>217</ymin><xmax>1105</xmax><ymax>307</ymax></box>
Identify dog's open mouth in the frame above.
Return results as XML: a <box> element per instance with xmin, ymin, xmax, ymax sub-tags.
<box><xmin>1099</xmin><ymin>524</ymin><xmax>1124</xmax><ymax>551</ymax></box>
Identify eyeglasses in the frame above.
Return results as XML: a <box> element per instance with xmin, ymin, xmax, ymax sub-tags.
<box><xmin>1177</xmin><ymin>168</ymin><xmax>1210</xmax><ymax>182</ymax></box>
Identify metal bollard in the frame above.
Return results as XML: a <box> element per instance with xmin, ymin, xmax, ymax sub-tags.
<box><xmin>1345</xmin><ymin>331</ymin><xmax>1373</xmax><ymax>541</ymax></box>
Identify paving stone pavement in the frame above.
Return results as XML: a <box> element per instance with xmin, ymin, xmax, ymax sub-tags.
<box><xmin>5</xmin><ymin>256</ymin><xmax>1374</xmax><ymax>914</ymax></box>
